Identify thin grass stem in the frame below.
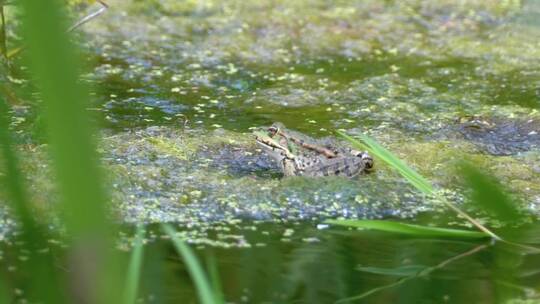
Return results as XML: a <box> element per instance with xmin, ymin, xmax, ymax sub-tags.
<box><xmin>336</xmin><ymin>243</ymin><xmax>489</xmax><ymax>303</ymax></box>
<box><xmin>8</xmin><ymin>1</ymin><xmax>109</xmax><ymax>59</ymax></box>
<box><xmin>123</xmin><ymin>224</ymin><xmax>146</xmax><ymax>304</ymax></box>
<box><xmin>67</xmin><ymin>1</ymin><xmax>108</xmax><ymax>33</ymax></box>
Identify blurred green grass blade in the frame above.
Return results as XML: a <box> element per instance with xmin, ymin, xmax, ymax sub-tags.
<box><xmin>356</xmin><ymin>265</ymin><xmax>428</xmax><ymax>277</ymax></box>
<box><xmin>162</xmin><ymin>224</ymin><xmax>222</xmax><ymax>304</ymax></box>
<box><xmin>206</xmin><ymin>252</ymin><xmax>225</xmax><ymax>304</ymax></box>
<box><xmin>1</xmin><ymin>97</ymin><xmax>67</xmax><ymax>303</ymax></box>
<box><xmin>20</xmin><ymin>0</ymin><xmax>122</xmax><ymax>302</ymax></box>
<box><xmin>460</xmin><ymin>162</ymin><xmax>522</xmax><ymax>223</ymax></box>
<box><xmin>1</xmin><ymin>6</ymin><xmax>6</xmax><ymax>61</ymax></box>
<box><xmin>0</xmin><ymin>97</ymin><xmax>33</xmax><ymax>226</ymax></box>
<box><xmin>0</xmin><ymin>278</ymin><xmax>9</xmax><ymax>304</ymax></box>
<box><xmin>123</xmin><ymin>224</ymin><xmax>145</xmax><ymax>304</ymax></box>
<box><xmin>325</xmin><ymin>219</ymin><xmax>489</xmax><ymax>239</ymax></box>
<box><xmin>6</xmin><ymin>46</ymin><xmax>23</xmax><ymax>59</ymax></box>
<box><xmin>20</xmin><ymin>0</ymin><xmax>107</xmax><ymax>235</ymax></box>
<box><xmin>337</xmin><ymin>131</ymin><xmax>433</xmax><ymax>195</ymax></box>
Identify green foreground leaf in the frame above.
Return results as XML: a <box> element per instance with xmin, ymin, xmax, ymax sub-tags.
<box><xmin>460</xmin><ymin>162</ymin><xmax>521</xmax><ymax>223</ymax></box>
<box><xmin>162</xmin><ymin>224</ymin><xmax>222</xmax><ymax>304</ymax></box>
<box><xmin>19</xmin><ymin>0</ymin><xmax>122</xmax><ymax>301</ymax></box>
<box><xmin>338</xmin><ymin>131</ymin><xmax>501</xmax><ymax>239</ymax></box>
<box><xmin>325</xmin><ymin>220</ymin><xmax>489</xmax><ymax>239</ymax></box>
<box><xmin>123</xmin><ymin>225</ymin><xmax>146</xmax><ymax>304</ymax></box>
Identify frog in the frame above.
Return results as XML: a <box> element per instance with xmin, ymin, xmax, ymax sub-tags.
<box><xmin>254</xmin><ymin>122</ymin><xmax>373</xmax><ymax>177</ymax></box>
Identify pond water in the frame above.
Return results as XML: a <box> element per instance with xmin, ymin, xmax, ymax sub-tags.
<box><xmin>4</xmin><ymin>0</ymin><xmax>540</xmax><ymax>302</ymax></box>
<box><xmin>123</xmin><ymin>222</ymin><xmax>540</xmax><ymax>303</ymax></box>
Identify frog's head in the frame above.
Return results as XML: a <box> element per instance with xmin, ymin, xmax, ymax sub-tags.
<box><xmin>351</xmin><ymin>150</ymin><xmax>374</xmax><ymax>170</ymax></box>
<box><xmin>267</xmin><ymin>122</ymin><xmax>285</xmax><ymax>135</ymax></box>
<box><xmin>254</xmin><ymin>123</ymin><xmax>294</xmax><ymax>163</ymax></box>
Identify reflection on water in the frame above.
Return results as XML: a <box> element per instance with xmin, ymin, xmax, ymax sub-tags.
<box><xmin>130</xmin><ymin>222</ymin><xmax>538</xmax><ymax>303</ymax></box>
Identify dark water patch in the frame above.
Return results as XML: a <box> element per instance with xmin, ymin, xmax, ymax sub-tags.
<box><xmin>87</xmin><ymin>48</ymin><xmax>540</xmax><ymax>139</ymax></box>
<box><xmin>483</xmin><ymin>70</ymin><xmax>540</xmax><ymax>108</ymax></box>
<box><xmin>452</xmin><ymin>116</ymin><xmax>540</xmax><ymax>156</ymax></box>
<box><xmin>288</xmin><ymin>56</ymin><xmax>475</xmax><ymax>85</ymax></box>
<box><xmin>82</xmin><ymin>23</ymin><xmax>540</xmax><ymax>134</ymax></box>
<box><xmin>100</xmin><ymin>96</ymin><xmax>189</xmax><ymax>129</ymax></box>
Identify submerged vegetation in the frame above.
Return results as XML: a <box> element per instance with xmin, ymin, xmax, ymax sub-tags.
<box><xmin>1</xmin><ymin>0</ymin><xmax>540</xmax><ymax>303</ymax></box>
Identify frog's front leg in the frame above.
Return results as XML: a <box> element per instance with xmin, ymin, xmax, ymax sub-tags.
<box><xmin>281</xmin><ymin>158</ymin><xmax>299</xmax><ymax>176</ymax></box>
<box><xmin>255</xmin><ymin>133</ymin><xmax>296</xmax><ymax>159</ymax></box>
<box><xmin>272</xmin><ymin>128</ymin><xmax>337</xmax><ymax>158</ymax></box>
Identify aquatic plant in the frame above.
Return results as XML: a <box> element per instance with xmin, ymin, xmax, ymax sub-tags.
<box><xmin>163</xmin><ymin>224</ymin><xmax>224</xmax><ymax>304</ymax></box>
<box><xmin>337</xmin><ymin>131</ymin><xmax>516</xmax><ymax>239</ymax></box>
<box><xmin>333</xmin><ymin>131</ymin><xmax>540</xmax><ymax>301</ymax></box>
<box><xmin>123</xmin><ymin>224</ymin><xmax>145</xmax><ymax>304</ymax></box>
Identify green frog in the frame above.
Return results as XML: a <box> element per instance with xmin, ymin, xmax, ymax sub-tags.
<box><xmin>254</xmin><ymin>123</ymin><xmax>373</xmax><ymax>177</ymax></box>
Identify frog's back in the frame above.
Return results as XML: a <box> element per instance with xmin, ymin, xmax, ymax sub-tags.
<box><xmin>302</xmin><ymin>154</ymin><xmax>372</xmax><ymax>177</ymax></box>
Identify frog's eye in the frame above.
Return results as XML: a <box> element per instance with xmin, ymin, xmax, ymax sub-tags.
<box><xmin>350</xmin><ymin>149</ymin><xmax>364</xmax><ymax>157</ymax></box>
<box><xmin>267</xmin><ymin>126</ymin><xmax>279</xmax><ymax>137</ymax></box>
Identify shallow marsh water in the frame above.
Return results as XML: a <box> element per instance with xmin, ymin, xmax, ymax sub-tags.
<box><xmin>3</xmin><ymin>0</ymin><xmax>540</xmax><ymax>302</ymax></box>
